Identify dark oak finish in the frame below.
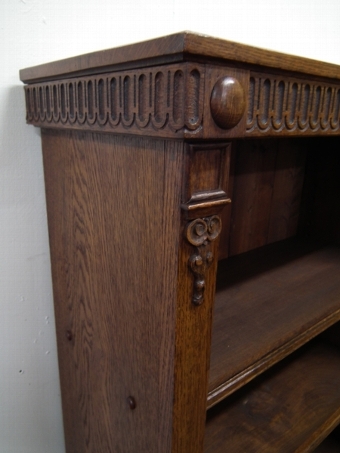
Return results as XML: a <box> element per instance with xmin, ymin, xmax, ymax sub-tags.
<box><xmin>246</xmin><ymin>72</ymin><xmax>340</xmax><ymax>136</ymax></box>
<box><xmin>210</xmin><ymin>77</ymin><xmax>246</xmax><ymax>129</ymax></box>
<box><xmin>42</xmin><ymin>130</ymin><xmax>184</xmax><ymax>452</ymax></box>
<box><xmin>227</xmin><ymin>139</ymin><xmax>306</xmax><ymax>256</ymax></box>
<box><xmin>23</xmin><ymin>63</ymin><xmax>206</xmax><ymax>139</ymax></box>
<box><xmin>21</xmin><ymin>33</ymin><xmax>340</xmax><ymax>453</ymax></box>
<box><xmin>21</xmin><ymin>33</ymin><xmax>340</xmax><ymax>139</ymax></box>
<box><xmin>205</xmin><ymin>342</ymin><xmax>340</xmax><ymax>453</ymax></box>
<box><xmin>171</xmin><ymin>143</ymin><xmax>230</xmax><ymax>451</ymax></box>
<box><xmin>209</xmin><ymin>239</ymin><xmax>340</xmax><ymax>407</ymax></box>
<box><xmin>20</xmin><ymin>31</ymin><xmax>340</xmax><ymax>83</ymax></box>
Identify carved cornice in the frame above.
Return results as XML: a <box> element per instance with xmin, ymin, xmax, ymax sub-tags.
<box><xmin>246</xmin><ymin>72</ymin><xmax>340</xmax><ymax>136</ymax></box>
<box><xmin>185</xmin><ymin>216</ymin><xmax>222</xmax><ymax>305</ymax></box>
<box><xmin>24</xmin><ymin>63</ymin><xmax>204</xmax><ymax>138</ymax></box>
<box><xmin>24</xmin><ymin>61</ymin><xmax>340</xmax><ymax>138</ymax></box>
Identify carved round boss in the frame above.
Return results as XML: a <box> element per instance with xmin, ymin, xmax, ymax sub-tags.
<box><xmin>210</xmin><ymin>77</ymin><xmax>246</xmax><ymax>129</ymax></box>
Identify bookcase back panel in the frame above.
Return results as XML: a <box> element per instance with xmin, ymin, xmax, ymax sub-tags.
<box><xmin>219</xmin><ymin>139</ymin><xmax>307</xmax><ymax>259</ymax></box>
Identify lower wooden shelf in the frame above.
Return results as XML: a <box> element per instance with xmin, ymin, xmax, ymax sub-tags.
<box><xmin>208</xmin><ymin>239</ymin><xmax>340</xmax><ymax>407</ymax></box>
<box><xmin>204</xmin><ymin>341</ymin><xmax>340</xmax><ymax>453</ymax></box>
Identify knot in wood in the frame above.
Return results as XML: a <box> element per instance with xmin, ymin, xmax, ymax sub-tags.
<box><xmin>127</xmin><ymin>396</ymin><xmax>137</xmax><ymax>410</ymax></box>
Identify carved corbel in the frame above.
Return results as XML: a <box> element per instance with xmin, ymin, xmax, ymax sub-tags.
<box><xmin>185</xmin><ymin>215</ymin><xmax>222</xmax><ymax>305</ymax></box>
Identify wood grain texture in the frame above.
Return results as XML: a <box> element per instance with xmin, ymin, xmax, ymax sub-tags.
<box><xmin>210</xmin><ymin>77</ymin><xmax>246</xmax><ymax>129</ymax></box>
<box><xmin>42</xmin><ymin>130</ymin><xmax>184</xmax><ymax>453</ymax></box>
<box><xmin>218</xmin><ymin>144</ymin><xmax>235</xmax><ymax>260</ymax></box>
<box><xmin>183</xmin><ymin>33</ymin><xmax>340</xmax><ymax>82</ymax></box>
<box><xmin>20</xmin><ymin>31</ymin><xmax>340</xmax><ymax>84</ymax></box>
<box><xmin>205</xmin><ymin>341</ymin><xmax>340</xmax><ymax>453</ymax></box>
<box><xmin>21</xmin><ymin>33</ymin><xmax>340</xmax><ymax>139</ymax></box>
<box><xmin>182</xmin><ymin>142</ymin><xmax>231</xmax><ymax>218</ymax></box>
<box><xmin>172</xmin><ymin>223</ymin><xmax>220</xmax><ymax>453</ymax></box>
<box><xmin>246</xmin><ymin>73</ymin><xmax>340</xmax><ymax>136</ymax></box>
<box><xmin>267</xmin><ymin>140</ymin><xmax>306</xmax><ymax>243</ymax></box>
<box><xmin>22</xmin><ymin>36</ymin><xmax>340</xmax><ymax>453</ymax></box>
<box><xmin>229</xmin><ymin>139</ymin><xmax>277</xmax><ymax>255</ymax></box>
<box><xmin>171</xmin><ymin>143</ymin><xmax>231</xmax><ymax>452</ymax></box>
<box><xmin>229</xmin><ymin>139</ymin><xmax>306</xmax><ymax>256</ymax></box>
<box><xmin>208</xmin><ymin>239</ymin><xmax>340</xmax><ymax>407</ymax></box>
<box><xmin>201</xmin><ymin>66</ymin><xmax>249</xmax><ymax>140</ymax></box>
<box><xmin>20</xmin><ymin>33</ymin><xmax>187</xmax><ymax>83</ymax></box>
<box><xmin>24</xmin><ymin>63</ymin><xmax>205</xmax><ymax>139</ymax></box>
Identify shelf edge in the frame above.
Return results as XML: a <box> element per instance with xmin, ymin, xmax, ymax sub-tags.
<box><xmin>207</xmin><ymin>308</ymin><xmax>340</xmax><ymax>409</ymax></box>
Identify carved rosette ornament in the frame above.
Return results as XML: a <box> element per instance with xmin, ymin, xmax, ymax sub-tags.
<box><xmin>185</xmin><ymin>216</ymin><xmax>222</xmax><ymax>305</ymax></box>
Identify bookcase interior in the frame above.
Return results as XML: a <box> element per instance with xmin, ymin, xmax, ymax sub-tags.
<box><xmin>206</xmin><ymin>137</ymin><xmax>340</xmax><ymax>451</ymax></box>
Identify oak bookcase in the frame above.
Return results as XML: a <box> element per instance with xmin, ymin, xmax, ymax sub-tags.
<box><xmin>20</xmin><ymin>32</ymin><xmax>340</xmax><ymax>452</ymax></box>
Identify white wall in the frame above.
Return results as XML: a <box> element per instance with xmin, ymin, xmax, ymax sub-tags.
<box><xmin>1</xmin><ymin>1</ymin><xmax>340</xmax><ymax>452</ymax></box>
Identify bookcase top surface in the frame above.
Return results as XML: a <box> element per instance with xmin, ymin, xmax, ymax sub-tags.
<box><xmin>20</xmin><ymin>31</ymin><xmax>340</xmax><ymax>83</ymax></box>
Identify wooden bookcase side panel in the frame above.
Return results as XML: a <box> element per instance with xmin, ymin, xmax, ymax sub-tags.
<box><xmin>41</xmin><ymin>130</ymin><xmax>185</xmax><ymax>453</ymax></box>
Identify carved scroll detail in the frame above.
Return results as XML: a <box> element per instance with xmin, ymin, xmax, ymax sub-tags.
<box><xmin>185</xmin><ymin>216</ymin><xmax>222</xmax><ymax>306</ymax></box>
<box><xmin>24</xmin><ymin>64</ymin><xmax>204</xmax><ymax>137</ymax></box>
<box><xmin>247</xmin><ymin>73</ymin><xmax>340</xmax><ymax>135</ymax></box>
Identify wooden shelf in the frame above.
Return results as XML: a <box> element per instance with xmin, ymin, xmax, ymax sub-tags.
<box><xmin>205</xmin><ymin>341</ymin><xmax>340</xmax><ymax>453</ymax></box>
<box><xmin>208</xmin><ymin>239</ymin><xmax>340</xmax><ymax>407</ymax></box>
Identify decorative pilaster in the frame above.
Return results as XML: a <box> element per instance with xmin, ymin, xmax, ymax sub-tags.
<box><xmin>181</xmin><ymin>142</ymin><xmax>231</xmax><ymax>306</ymax></box>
